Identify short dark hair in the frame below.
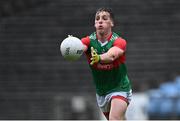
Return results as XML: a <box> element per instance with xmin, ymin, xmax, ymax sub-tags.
<box><xmin>95</xmin><ymin>7</ymin><xmax>115</xmax><ymax>22</ymax></box>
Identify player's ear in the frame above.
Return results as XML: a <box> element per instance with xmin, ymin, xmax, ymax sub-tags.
<box><xmin>111</xmin><ymin>19</ymin><xmax>114</xmax><ymax>27</ymax></box>
<box><xmin>94</xmin><ymin>22</ymin><xmax>96</xmax><ymax>28</ymax></box>
<box><xmin>111</xmin><ymin>21</ymin><xmax>114</xmax><ymax>27</ymax></box>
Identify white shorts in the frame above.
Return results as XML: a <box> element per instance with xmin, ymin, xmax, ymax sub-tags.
<box><xmin>96</xmin><ymin>90</ymin><xmax>132</xmax><ymax>113</ymax></box>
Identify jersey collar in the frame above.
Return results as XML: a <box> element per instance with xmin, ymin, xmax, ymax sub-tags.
<box><xmin>96</xmin><ymin>32</ymin><xmax>113</xmax><ymax>42</ymax></box>
<box><xmin>107</xmin><ymin>32</ymin><xmax>113</xmax><ymax>41</ymax></box>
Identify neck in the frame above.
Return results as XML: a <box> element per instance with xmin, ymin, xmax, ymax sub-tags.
<box><xmin>97</xmin><ymin>31</ymin><xmax>112</xmax><ymax>42</ymax></box>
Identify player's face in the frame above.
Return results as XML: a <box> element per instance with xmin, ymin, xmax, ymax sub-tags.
<box><xmin>94</xmin><ymin>11</ymin><xmax>114</xmax><ymax>35</ymax></box>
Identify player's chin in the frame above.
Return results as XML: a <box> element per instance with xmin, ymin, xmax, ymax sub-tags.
<box><xmin>97</xmin><ymin>29</ymin><xmax>105</xmax><ymax>35</ymax></box>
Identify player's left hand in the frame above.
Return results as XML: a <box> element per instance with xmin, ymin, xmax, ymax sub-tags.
<box><xmin>90</xmin><ymin>47</ymin><xmax>100</xmax><ymax>65</ymax></box>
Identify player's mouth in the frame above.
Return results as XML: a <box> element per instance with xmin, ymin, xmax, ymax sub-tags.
<box><xmin>98</xmin><ymin>25</ymin><xmax>103</xmax><ymax>29</ymax></box>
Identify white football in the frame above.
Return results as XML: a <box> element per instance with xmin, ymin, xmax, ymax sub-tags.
<box><xmin>60</xmin><ymin>35</ymin><xmax>84</xmax><ymax>61</ymax></box>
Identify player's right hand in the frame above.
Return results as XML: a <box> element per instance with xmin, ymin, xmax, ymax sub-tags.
<box><xmin>90</xmin><ymin>47</ymin><xmax>100</xmax><ymax>65</ymax></box>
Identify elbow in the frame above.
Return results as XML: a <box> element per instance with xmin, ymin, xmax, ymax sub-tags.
<box><xmin>100</xmin><ymin>54</ymin><xmax>118</xmax><ymax>63</ymax></box>
<box><xmin>110</xmin><ymin>55</ymin><xmax>117</xmax><ymax>62</ymax></box>
<box><xmin>105</xmin><ymin>55</ymin><xmax>116</xmax><ymax>62</ymax></box>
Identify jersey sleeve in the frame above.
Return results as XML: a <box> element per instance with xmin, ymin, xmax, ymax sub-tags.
<box><xmin>113</xmin><ymin>37</ymin><xmax>127</xmax><ymax>51</ymax></box>
<box><xmin>81</xmin><ymin>36</ymin><xmax>90</xmax><ymax>47</ymax></box>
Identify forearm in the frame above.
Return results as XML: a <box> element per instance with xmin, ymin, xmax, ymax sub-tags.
<box><xmin>100</xmin><ymin>46</ymin><xmax>124</xmax><ymax>63</ymax></box>
<box><xmin>83</xmin><ymin>45</ymin><xmax>88</xmax><ymax>52</ymax></box>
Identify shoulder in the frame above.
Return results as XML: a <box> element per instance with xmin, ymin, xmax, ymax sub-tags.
<box><xmin>115</xmin><ymin>37</ymin><xmax>127</xmax><ymax>43</ymax></box>
<box><xmin>89</xmin><ymin>32</ymin><xmax>96</xmax><ymax>40</ymax></box>
<box><xmin>81</xmin><ymin>36</ymin><xmax>90</xmax><ymax>46</ymax></box>
<box><xmin>81</xmin><ymin>32</ymin><xmax>96</xmax><ymax>46</ymax></box>
<box><xmin>112</xmin><ymin>32</ymin><xmax>126</xmax><ymax>43</ymax></box>
<box><xmin>113</xmin><ymin>37</ymin><xmax>127</xmax><ymax>51</ymax></box>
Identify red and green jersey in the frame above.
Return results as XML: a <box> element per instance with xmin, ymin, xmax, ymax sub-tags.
<box><xmin>81</xmin><ymin>32</ymin><xmax>131</xmax><ymax>96</ymax></box>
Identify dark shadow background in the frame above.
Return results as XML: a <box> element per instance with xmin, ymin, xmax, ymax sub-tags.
<box><xmin>0</xmin><ymin>0</ymin><xmax>180</xmax><ymax>119</ymax></box>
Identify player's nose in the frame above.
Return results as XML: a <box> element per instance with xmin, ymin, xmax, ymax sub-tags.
<box><xmin>98</xmin><ymin>19</ymin><xmax>103</xmax><ymax>24</ymax></box>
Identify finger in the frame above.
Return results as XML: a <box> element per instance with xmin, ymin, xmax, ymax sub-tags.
<box><xmin>91</xmin><ymin>47</ymin><xmax>95</xmax><ymax>55</ymax></box>
<box><xmin>90</xmin><ymin>57</ymin><xmax>95</xmax><ymax>61</ymax></box>
<box><xmin>93</xmin><ymin>51</ymin><xmax>96</xmax><ymax>55</ymax></box>
<box><xmin>91</xmin><ymin>47</ymin><xmax>94</xmax><ymax>52</ymax></box>
<box><xmin>92</xmin><ymin>55</ymin><xmax>96</xmax><ymax>57</ymax></box>
<box><xmin>90</xmin><ymin>61</ymin><xmax>94</xmax><ymax>65</ymax></box>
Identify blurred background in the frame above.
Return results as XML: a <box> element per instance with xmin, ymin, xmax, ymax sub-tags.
<box><xmin>0</xmin><ymin>0</ymin><xmax>180</xmax><ymax>120</ymax></box>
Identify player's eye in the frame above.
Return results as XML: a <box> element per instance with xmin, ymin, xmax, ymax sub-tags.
<box><xmin>102</xmin><ymin>15</ymin><xmax>108</xmax><ymax>20</ymax></box>
<box><xmin>95</xmin><ymin>16</ymin><xmax>100</xmax><ymax>21</ymax></box>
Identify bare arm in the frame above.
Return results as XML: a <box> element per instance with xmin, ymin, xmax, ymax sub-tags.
<box><xmin>100</xmin><ymin>46</ymin><xmax>124</xmax><ymax>63</ymax></box>
<box><xmin>83</xmin><ymin>45</ymin><xmax>88</xmax><ymax>52</ymax></box>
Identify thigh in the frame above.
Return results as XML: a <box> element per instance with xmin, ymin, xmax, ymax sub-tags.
<box><xmin>96</xmin><ymin>90</ymin><xmax>132</xmax><ymax>120</ymax></box>
<box><xmin>108</xmin><ymin>90</ymin><xmax>132</xmax><ymax>120</ymax></box>
<box><xmin>109</xmin><ymin>98</ymin><xmax>128</xmax><ymax>120</ymax></box>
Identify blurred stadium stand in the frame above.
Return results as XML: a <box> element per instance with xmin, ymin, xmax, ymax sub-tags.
<box><xmin>0</xmin><ymin>0</ymin><xmax>180</xmax><ymax>119</ymax></box>
<box><xmin>147</xmin><ymin>76</ymin><xmax>180</xmax><ymax>119</ymax></box>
